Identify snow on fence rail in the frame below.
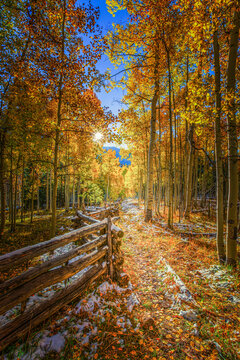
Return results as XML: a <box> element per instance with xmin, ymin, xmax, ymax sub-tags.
<box><xmin>0</xmin><ymin>215</ymin><xmax>124</xmax><ymax>351</ymax></box>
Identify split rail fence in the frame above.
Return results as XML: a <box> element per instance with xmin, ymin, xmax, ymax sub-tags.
<box><xmin>193</xmin><ymin>198</ymin><xmax>240</xmax><ymax>217</ymax></box>
<box><xmin>0</xmin><ymin>206</ymin><xmax>124</xmax><ymax>351</ymax></box>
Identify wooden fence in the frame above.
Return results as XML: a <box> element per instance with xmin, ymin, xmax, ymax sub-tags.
<box><xmin>192</xmin><ymin>199</ymin><xmax>240</xmax><ymax>222</ymax></box>
<box><xmin>0</xmin><ymin>212</ymin><xmax>124</xmax><ymax>351</ymax></box>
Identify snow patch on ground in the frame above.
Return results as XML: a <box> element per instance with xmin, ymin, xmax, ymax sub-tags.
<box><xmin>195</xmin><ymin>265</ymin><xmax>240</xmax><ymax>303</ymax></box>
<box><xmin>196</xmin><ymin>265</ymin><xmax>235</xmax><ymax>289</ymax></box>
<box><xmin>157</xmin><ymin>256</ymin><xmax>195</xmax><ymax>307</ymax></box>
<box><xmin>4</xmin><ymin>280</ymin><xmax>138</xmax><ymax>360</ymax></box>
<box><xmin>121</xmin><ymin>200</ymin><xmax>140</xmax><ymax>214</ymax></box>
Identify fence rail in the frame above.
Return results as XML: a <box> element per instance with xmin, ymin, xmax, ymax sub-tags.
<box><xmin>192</xmin><ymin>198</ymin><xmax>240</xmax><ymax>217</ymax></box>
<box><xmin>0</xmin><ymin>220</ymin><xmax>107</xmax><ymax>272</ymax></box>
<box><xmin>0</xmin><ymin>212</ymin><xmax>124</xmax><ymax>351</ymax></box>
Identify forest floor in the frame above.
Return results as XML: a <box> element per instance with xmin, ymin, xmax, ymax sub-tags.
<box><xmin>1</xmin><ymin>201</ymin><xmax>240</xmax><ymax>360</ymax></box>
<box><xmin>118</xmin><ymin>199</ymin><xmax>240</xmax><ymax>360</ymax></box>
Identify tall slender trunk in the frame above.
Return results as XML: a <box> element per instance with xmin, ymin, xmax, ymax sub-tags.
<box><xmin>65</xmin><ymin>174</ymin><xmax>69</xmax><ymax>210</ymax></box>
<box><xmin>145</xmin><ymin>48</ymin><xmax>159</xmax><ymax>221</ymax></box>
<box><xmin>50</xmin><ymin>170</ymin><xmax>52</xmax><ymax>213</ymax></box>
<box><xmin>179</xmin><ymin>129</ymin><xmax>183</xmax><ymax>220</ymax></box>
<box><xmin>13</xmin><ymin>166</ymin><xmax>18</xmax><ymax>231</ymax></box>
<box><xmin>183</xmin><ymin>121</ymin><xmax>188</xmax><ymax>208</ymax></box>
<box><xmin>60</xmin><ymin>174</ymin><xmax>64</xmax><ymax>207</ymax></box>
<box><xmin>10</xmin><ymin>146</ymin><xmax>13</xmax><ymax>230</ymax></box>
<box><xmin>165</xmin><ymin>45</ymin><xmax>173</xmax><ymax>228</ymax></box>
<box><xmin>21</xmin><ymin>159</ymin><xmax>24</xmax><ymax>222</ymax></box>
<box><xmin>157</xmin><ymin>103</ymin><xmax>162</xmax><ymax>214</ymax></box>
<box><xmin>72</xmin><ymin>177</ymin><xmax>75</xmax><ymax>209</ymax></box>
<box><xmin>141</xmin><ymin>101</ymin><xmax>148</xmax><ymax>212</ymax></box>
<box><xmin>226</xmin><ymin>10</ymin><xmax>239</xmax><ymax>266</ymax></box>
<box><xmin>164</xmin><ymin>139</ymin><xmax>168</xmax><ymax>214</ymax></box>
<box><xmin>12</xmin><ymin>154</ymin><xmax>20</xmax><ymax>231</ymax></box>
<box><xmin>213</xmin><ymin>30</ymin><xmax>225</xmax><ymax>263</ymax></box>
<box><xmin>77</xmin><ymin>178</ymin><xmax>80</xmax><ymax>209</ymax></box>
<box><xmin>154</xmin><ymin>157</ymin><xmax>158</xmax><ymax>213</ymax></box>
<box><xmin>46</xmin><ymin>171</ymin><xmax>49</xmax><ymax>211</ymax></box>
<box><xmin>30</xmin><ymin>168</ymin><xmax>34</xmax><ymax>223</ymax></box>
<box><xmin>37</xmin><ymin>183</ymin><xmax>40</xmax><ymax>214</ymax></box>
<box><xmin>184</xmin><ymin>124</ymin><xmax>194</xmax><ymax>218</ymax></box>
<box><xmin>201</xmin><ymin>146</ymin><xmax>208</xmax><ymax>207</ymax></box>
<box><xmin>143</xmin><ymin>149</ymin><xmax>147</xmax><ymax>209</ymax></box>
<box><xmin>51</xmin><ymin>0</ymin><xmax>66</xmax><ymax>237</ymax></box>
<box><xmin>138</xmin><ymin>166</ymin><xmax>141</xmax><ymax>206</ymax></box>
<box><xmin>172</xmin><ymin>86</ymin><xmax>177</xmax><ymax>213</ymax></box>
<box><xmin>183</xmin><ymin>56</ymin><xmax>189</xmax><ymax>209</ymax></box>
<box><xmin>140</xmin><ymin>169</ymin><xmax>143</xmax><ymax>206</ymax></box>
<box><xmin>106</xmin><ymin>174</ymin><xmax>110</xmax><ymax>203</ymax></box>
<box><xmin>0</xmin><ymin>130</ymin><xmax>6</xmax><ymax>238</ymax></box>
<box><xmin>192</xmin><ymin>153</ymin><xmax>197</xmax><ymax>205</ymax></box>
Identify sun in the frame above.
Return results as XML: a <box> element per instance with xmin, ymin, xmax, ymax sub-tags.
<box><xmin>93</xmin><ymin>132</ymin><xmax>103</xmax><ymax>142</ymax></box>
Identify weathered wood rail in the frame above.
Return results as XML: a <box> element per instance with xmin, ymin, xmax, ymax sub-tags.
<box><xmin>75</xmin><ymin>210</ymin><xmax>125</xmax><ymax>282</ymax></box>
<box><xmin>0</xmin><ymin>211</ymin><xmax>124</xmax><ymax>351</ymax></box>
<box><xmin>193</xmin><ymin>198</ymin><xmax>240</xmax><ymax>217</ymax></box>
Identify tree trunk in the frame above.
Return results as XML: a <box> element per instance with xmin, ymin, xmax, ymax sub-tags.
<box><xmin>145</xmin><ymin>49</ymin><xmax>159</xmax><ymax>222</ymax></box>
<box><xmin>37</xmin><ymin>184</ymin><xmax>40</xmax><ymax>214</ymax></box>
<box><xmin>13</xmin><ymin>159</ymin><xmax>19</xmax><ymax>232</ymax></box>
<box><xmin>213</xmin><ymin>29</ymin><xmax>225</xmax><ymax>263</ymax></box>
<box><xmin>50</xmin><ymin>170</ymin><xmax>52</xmax><ymax>213</ymax></box>
<box><xmin>178</xmin><ymin>126</ymin><xmax>183</xmax><ymax>218</ymax></box>
<box><xmin>0</xmin><ymin>130</ymin><xmax>6</xmax><ymax>238</ymax></box>
<box><xmin>51</xmin><ymin>0</ymin><xmax>66</xmax><ymax>237</ymax></box>
<box><xmin>172</xmin><ymin>85</ymin><xmax>177</xmax><ymax>213</ymax></box>
<box><xmin>9</xmin><ymin>146</ymin><xmax>13</xmax><ymax>230</ymax></box>
<box><xmin>138</xmin><ymin>166</ymin><xmax>142</xmax><ymax>206</ymax></box>
<box><xmin>46</xmin><ymin>171</ymin><xmax>49</xmax><ymax>211</ymax></box>
<box><xmin>183</xmin><ymin>56</ymin><xmax>189</xmax><ymax>210</ymax></box>
<box><xmin>21</xmin><ymin>160</ymin><xmax>24</xmax><ymax>222</ymax></box>
<box><xmin>72</xmin><ymin>177</ymin><xmax>75</xmax><ymax>209</ymax></box>
<box><xmin>30</xmin><ymin>168</ymin><xmax>34</xmax><ymax>224</ymax></box>
<box><xmin>106</xmin><ymin>174</ymin><xmax>110</xmax><ymax>203</ymax></box>
<box><xmin>144</xmin><ymin>128</ymin><xmax>148</xmax><ymax>211</ymax></box>
<box><xmin>226</xmin><ymin>10</ymin><xmax>239</xmax><ymax>266</ymax></box>
<box><xmin>201</xmin><ymin>146</ymin><xmax>208</xmax><ymax>207</ymax></box>
<box><xmin>157</xmin><ymin>99</ymin><xmax>162</xmax><ymax>215</ymax></box>
<box><xmin>60</xmin><ymin>174</ymin><xmax>64</xmax><ymax>207</ymax></box>
<box><xmin>77</xmin><ymin>178</ymin><xmax>80</xmax><ymax>209</ymax></box>
<box><xmin>165</xmin><ymin>47</ymin><xmax>173</xmax><ymax>228</ymax></box>
<box><xmin>65</xmin><ymin>174</ymin><xmax>69</xmax><ymax>210</ymax></box>
<box><xmin>184</xmin><ymin>124</ymin><xmax>194</xmax><ymax>218</ymax></box>
<box><xmin>194</xmin><ymin>153</ymin><xmax>198</xmax><ymax>204</ymax></box>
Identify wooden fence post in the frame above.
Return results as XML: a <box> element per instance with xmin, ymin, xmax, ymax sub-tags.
<box><xmin>107</xmin><ymin>216</ymin><xmax>113</xmax><ymax>279</ymax></box>
<box><xmin>208</xmin><ymin>199</ymin><xmax>211</xmax><ymax>218</ymax></box>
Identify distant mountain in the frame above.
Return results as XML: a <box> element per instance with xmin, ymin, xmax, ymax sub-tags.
<box><xmin>103</xmin><ymin>146</ymin><xmax>131</xmax><ymax>167</ymax></box>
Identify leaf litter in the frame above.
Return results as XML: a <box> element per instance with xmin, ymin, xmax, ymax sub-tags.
<box><xmin>1</xmin><ymin>201</ymin><xmax>240</xmax><ymax>359</ymax></box>
<box><xmin>119</xmin><ymin>199</ymin><xmax>240</xmax><ymax>360</ymax></box>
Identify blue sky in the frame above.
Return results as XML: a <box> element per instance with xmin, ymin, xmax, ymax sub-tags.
<box><xmin>90</xmin><ymin>0</ymin><xmax>129</xmax><ymax>115</ymax></box>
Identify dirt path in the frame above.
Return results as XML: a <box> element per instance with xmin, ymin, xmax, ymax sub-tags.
<box><xmin>118</xmin><ymin>199</ymin><xmax>240</xmax><ymax>360</ymax></box>
<box><xmin>2</xmin><ymin>201</ymin><xmax>239</xmax><ymax>360</ymax></box>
